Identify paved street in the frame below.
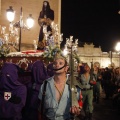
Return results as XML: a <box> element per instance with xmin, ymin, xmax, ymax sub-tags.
<box><xmin>92</xmin><ymin>91</ymin><xmax>120</xmax><ymax>120</ymax></box>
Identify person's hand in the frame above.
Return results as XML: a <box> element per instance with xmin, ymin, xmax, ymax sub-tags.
<box><xmin>46</xmin><ymin>18</ymin><xmax>52</xmax><ymax>25</ymax></box>
<box><xmin>38</xmin><ymin>18</ymin><xmax>47</xmax><ymax>26</ymax></box>
<box><xmin>70</xmin><ymin>106</ymin><xmax>81</xmax><ymax>116</ymax></box>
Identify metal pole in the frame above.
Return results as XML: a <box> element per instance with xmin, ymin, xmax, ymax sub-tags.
<box><xmin>18</xmin><ymin>7</ymin><xmax>22</xmax><ymax>52</ymax></box>
<box><xmin>18</xmin><ymin>27</ymin><xmax>21</xmax><ymax>51</ymax></box>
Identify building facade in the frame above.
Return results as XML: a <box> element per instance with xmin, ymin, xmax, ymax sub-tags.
<box><xmin>77</xmin><ymin>43</ymin><xmax>119</xmax><ymax>68</ymax></box>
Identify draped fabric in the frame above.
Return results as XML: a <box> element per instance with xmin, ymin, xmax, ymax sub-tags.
<box><xmin>23</xmin><ymin>60</ymin><xmax>49</xmax><ymax>120</ymax></box>
<box><xmin>47</xmin><ymin>62</ymin><xmax>54</xmax><ymax>77</ymax></box>
<box><xmin>30</xmin><ymin>60</ymin><xmax>49</xmax><ymax>106</ymax></box>
<box><xmin>0</xmin><ymin>62</ymin><xmax>27</xmax><ymax>120</ymax></box>
<box><xmin>31</xmin><ymin>60</ymin><xmax>49</xmax><ymax>85</ymax></box>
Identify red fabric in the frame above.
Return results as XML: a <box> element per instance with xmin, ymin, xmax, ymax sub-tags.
<box><xmin>21</xmin><ymin>50</ymin><xmax>44</xmax><ymax>54</ymax></box>
<box><xmin>78</xmin><ymin>91</ymin><xmax>83</xmax><ymax>108</ymax></box>
<box><xmin>92</xmin><ymin>81</ymin><xmax>96</xmax><ymax>85</ymax></box>
<box><xmin>78</xmin><ymin>99</ymin><xmax>83</xmax><ymax>107</ymax></box>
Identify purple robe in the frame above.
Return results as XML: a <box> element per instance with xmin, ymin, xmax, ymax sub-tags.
<box><xmin>0</xmin><ymin>63</ymin><xmax>27</xmax><ymax>120</ymax></box>
<box><xmin>31</xmin><ymin>60</ymin><xmax>48</xmax><ymax>86</ymax></box>
<box><xmin>47</xmin><ymin>62</ymin><xmax>54</xmax><ymax>77</ymax></box>
<box><xmin>23</xmin><ymin>60</ymin><xmax>48</xmax><ymax>120</ymax></box>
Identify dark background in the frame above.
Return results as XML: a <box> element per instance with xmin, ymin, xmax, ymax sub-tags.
<box><xmin>61</xmin><ymin>0</ymin><xmax>120</xmax><ymax>52</ymax></box>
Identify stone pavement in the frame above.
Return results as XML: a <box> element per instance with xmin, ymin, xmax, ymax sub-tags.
<box><xmin>92</xmin><ymin>91</ymin><xmax>120</xmax><ymax>120</ymax></box>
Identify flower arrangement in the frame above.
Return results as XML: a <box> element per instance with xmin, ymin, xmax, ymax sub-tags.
<box><xmin>0</xmin><ymin>43</ymin><xmax>10</xmax><ymax>57</ymax></box>
<box><xmin>73</xmin><ymin>52</ymin><xmax>80</xmax><ymax>63</ymax></box>
<box><xmin>43</xmin><ymin>45</ymin><xmax>61</xmax><ymax>62</ymax></box>
<box><xmin>40</xmin><ymin>20</ymin><xmax>64</xmax><ymax>62</ymax></box>
<box><xmin>41</xmin><ymin>21</ymin><xmax>80</xmax><ymax>64</ymax></box>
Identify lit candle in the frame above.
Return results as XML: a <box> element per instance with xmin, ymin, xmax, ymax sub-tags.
<box><xmin>75</xmin><ymin>39</ymin><xmax>78</xmax><ymax>45</ymax></box>
<box><xmin>59</xmin><ymin>33</ymin><xmax>63</xmax><ymax>42</ymax></box>
<box><xmin>14</xmin><ymin>28</ymin><xmax>19</xmax><ymax>36</ymax></box>
<box><xmin>1</xmin><ymin>26</ymin><xmax>6</xmax><ymax>34</ymax></box>
<box><xmin>70</xmin><ymin>36</ymin><xmax>73</xmax><ymax>42</ymax></box>
<box><xmin>4</xmin><ymin>34</ymin><xmax>9</xmax><ymax>44</ymax></box>
<box><xmin>51</xmin><ymin>21</ymin><xmax>55</xmax><ymax>28</ymax></box>
<box><xmin>45</xmin><ymin>34</ymin><xmax>48</xmax><ymax>40</ymax></box>
<box><xmin>9</xmin><ymin>23</ymin><xmax>13</xmax><ymax>32</ymax></box>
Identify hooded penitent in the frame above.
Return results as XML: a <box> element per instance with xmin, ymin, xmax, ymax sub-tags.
<box><xmin>0</xmin><ymin>62</ymin><xmax>27</xmax><ymax>120</ymax></box>
<box><xmin>23</xmin><ymin>60</ymin><xmax>49</xmax><ymax>120</ymax></box>
<box><xmin>47</xmin><ymin>62</ymin><xmax>54</xmax><ymax>77</ymax></box>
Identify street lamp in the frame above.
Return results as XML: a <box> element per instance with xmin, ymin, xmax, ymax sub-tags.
<box><xmin>6</xmin><ymin>6</ymin><xmax>34</xmax><ymax>51</ymax></box>
<box><xmin>115</xmin><ymin>42</ymin><xmax>120</xmax><ymax>67</ymax></box>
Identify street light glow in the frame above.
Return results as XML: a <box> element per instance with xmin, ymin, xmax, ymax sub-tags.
<box><xmin>6</xmin><ymin>6</ymin><xmax>34</xmax><ymax>51</ymax></box>
<box><xmin>115</xmin><ymin>42</ymin><xmax>120</xmax><ymax>52</ymax></box>
<box><xmin>26</xmin><ymin>14</ymin><xmax>34</xmax><ymax>28</ymax></box>
<box><xmin>6</xmin><ymin>6</ymin><xmax>15</xmax><ymax>22</ymax></box>
<box><xmin>115</xmin><ymin>42</ymin><xmax>120</xmax><ymax>68</ymax></box>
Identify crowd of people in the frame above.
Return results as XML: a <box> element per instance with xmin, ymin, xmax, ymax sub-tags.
<box><xmin>0</xmin><ymin>56</ymin><xmax>120</xmax><ymax>120</ymax></box>
<box><xmin>77</xmin><ymin>62</ymin><xmax>120</xmax><ymax>119</ymax></box>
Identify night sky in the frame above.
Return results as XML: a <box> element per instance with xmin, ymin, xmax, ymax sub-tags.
<box><xmin>61</xmin><ymin>0</ymin><xmax>120</xmax><ymax>52</ymax></box>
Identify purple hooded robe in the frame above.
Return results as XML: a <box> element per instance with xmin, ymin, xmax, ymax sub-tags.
<box><xmin>23</xmin><ymin>60</ymin><xmax>49</xmax><ymax>120</ymax></box>
<box><xmin>47</xmin><ymin>62</ymin><xmax>54</xmax><ymax>77</ymax></box>
<box><xmin>0</xmin><ymin>62</ymin><xmax>27</xmax><ymax>120</ymax></box>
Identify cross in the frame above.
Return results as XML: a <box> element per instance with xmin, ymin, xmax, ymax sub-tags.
<box><xmin>5</xmin><ymin>94</ymin><xmax>11</xmax><ymax>100</ymax></box>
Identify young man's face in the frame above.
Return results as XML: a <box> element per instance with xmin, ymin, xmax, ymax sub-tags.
<box><xmin>53</xmin><ymin>58</ymin><xmax>68</xmax><ymax>74</ymax></box>
<box><xmin>84</xmin><ymin>65</ymin><xmax>90</xmax><ymax>73</ymax></box>
<box><xmin>94</xmin><ymin>66</ymin><xmax>98</xmax><ymax>71</ymax></box>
